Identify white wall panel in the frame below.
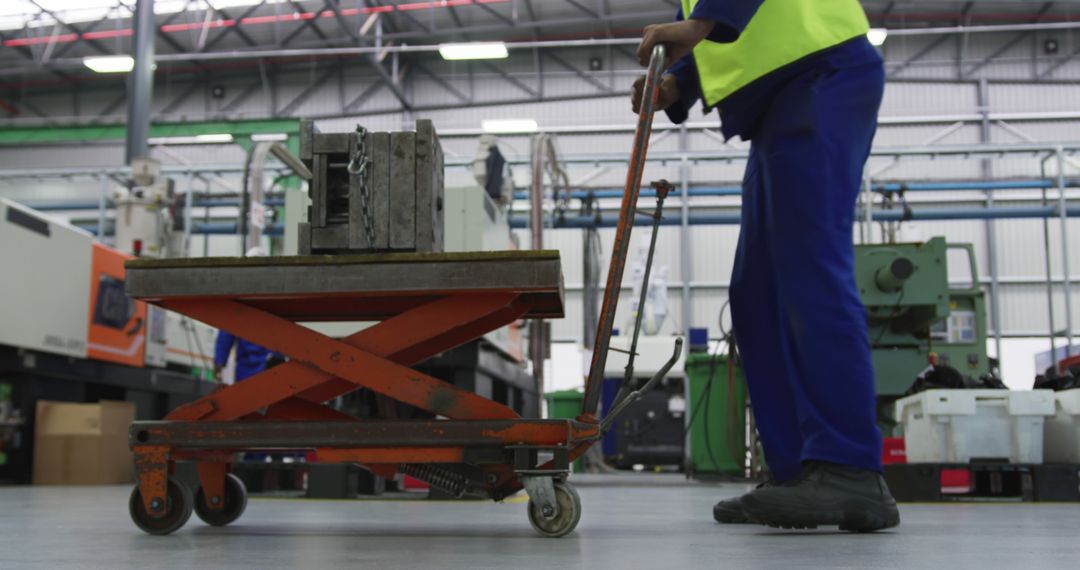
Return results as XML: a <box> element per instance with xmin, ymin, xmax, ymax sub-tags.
<box><xmin>880</xmin><ymin>82</ymin><xmax>977</xmax><ymax>117</ymax></box>
<box><xmin>990</xmin><ymin>83</ymin><xmax>1080</xmax><ymax>113</ymax></box>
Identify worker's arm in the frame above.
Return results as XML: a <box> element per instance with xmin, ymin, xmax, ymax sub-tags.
<box><xmin>637</xmin><ymin>1</ymin><xmax>766</xmax><ymax>67</ymax></box>
<box><xmin>631</xmin><ymin>6</ymin><xmax>708</xmax><ymax>122</ymax></box>
<box><xmin>661</xmin><ymin>56</ymin><xmax>702</xmax><ymax>124</ymax></box>
<box><xmin>629</xmin><ymin>55</ymin><xmax>699</xmax><ymax>123</ymax></box>
<box><xmin>213</xmin><ymin>331</ymin><xmax>236</xmax><ymax>381</ymax></box>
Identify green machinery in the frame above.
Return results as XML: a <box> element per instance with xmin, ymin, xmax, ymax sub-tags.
<box><xmin>855</xmin><ymin>237</ymin><xmax>991</xmax><ymax>426</ymax></box>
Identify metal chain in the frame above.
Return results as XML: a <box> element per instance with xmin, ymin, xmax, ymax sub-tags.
<box><xmin>347</xmin><ymin>124</ymin><xmax>376</xmax><ymax>248</ymax></box>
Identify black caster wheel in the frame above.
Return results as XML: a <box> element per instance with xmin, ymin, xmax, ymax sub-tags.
<box><xmin>527</xmin><ymin>482</ymin><xmax>582</xmax><ymax>538</ymax></box>
<box><xmin>195</xmin><ymin>473</ymin><xmax>248</xmax><ymax>527</ymax></box>
<box><xmin>129</xmin><ymin>477</ymin><xmax>194</xmax><ymax>535</ymax></box>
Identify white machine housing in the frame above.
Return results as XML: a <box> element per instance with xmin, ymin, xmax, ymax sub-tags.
<box><xmin>0</xmin><ymin>199</ymin><xmax>93</xmax><ymax>359</ymax></box>
<box><xmin>444</xmin><ymin>185</ymin><xmax>523</xmax><ymax>361</ymax></box>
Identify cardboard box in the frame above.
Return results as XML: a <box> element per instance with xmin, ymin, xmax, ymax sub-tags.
<box><xmin>33</xmin><ymin>400</ymin><xmax>135</xmax><ymax>485</ymax></box>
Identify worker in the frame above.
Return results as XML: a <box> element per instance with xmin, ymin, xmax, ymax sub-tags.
<box><xmin>213</xmin><ymin>331</ymin><xmax>282</xmax><ymax>383</ymax></box>
<box><xmin>213</xmin><ymin>246</ymin><xmax>284</xmax><ymax>383</ymax></box>
<box><xmin>633</xmin><ymin>1</ymin><xmax>900</xmax><ymax>532</ymax></box>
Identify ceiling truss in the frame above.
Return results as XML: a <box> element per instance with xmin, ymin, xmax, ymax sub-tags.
<box><xmin>0</xmin><ymin>1</ymin><xmax>1078</xmax><ymax>123</ymax></box>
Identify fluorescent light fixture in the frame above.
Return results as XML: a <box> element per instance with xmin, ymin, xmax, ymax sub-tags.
<box><xmin>439</xmin><ymin>42</ymin><xmax>509</xmax><ymax>61</ymax></box>
<box><xmin>481</xmin><ymin>119</ymin><xmax>539</xmax><ymax>134</ymax></box>
<box><xmin>83</xmin><ymin>55</ymin><xmax>134</xmax><ymax>73</ymax></box>
<box><xmin>148</xmin><ymin>133</ymin><xmax>235</xmax><ymax>145</ymax></box>
<box><xmin>251</xmin><ymin>133</ymin><xmax>289</xmax><ymax>142</ymax></box>
<box><xmin>867</xmin><ymin>28</ymin><xmax>888</xmax><ymax>47</ymax></box>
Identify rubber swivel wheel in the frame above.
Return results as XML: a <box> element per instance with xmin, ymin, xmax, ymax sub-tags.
<box><xmin>527</xmin><ymin>482</ymin><xmax>582</xmax><ymax>538</ymax></box>
<box><xmin>195</xmin><ymin>473</ymin><xmax>248</xmax><ymax>527</ymax></box>
<box><xmin>129</xmin><ymin>477</ymin><xmax>194</xmax><ymax>536</ymax></box>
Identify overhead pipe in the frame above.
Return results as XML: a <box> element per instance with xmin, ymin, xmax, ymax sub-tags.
<box><xmin>21</xmin><ymin>197</ymin><xmax>286</xmax><ymax>212</ymax></box>
<box><xmin>78</xmin><ymin>221</ymin><xmax>285</xmax><ymax>237</ymax></box>
<box><xmin>73</xmin><ymin>204</ymin><xmax>1080</xmax><ymax>237</ymax></box>
<box><xmin>22</xmin><ymin>178</ymin><xmax>1078</xmax><ymax>213</ymax></box>
<box><xmin>511</xmin><ymin>206</ymin><xmax>1080</xmax><ymax>229</ymax></box>
<box><xmin>2</xmin><ymin>142</ymin><xmax>1079</xmax><ymax>176</ymax></box>
<box><xmin>511</xmin><ymin>179</ymin><xmax>1077</xmax><ymax>201</ymax></box>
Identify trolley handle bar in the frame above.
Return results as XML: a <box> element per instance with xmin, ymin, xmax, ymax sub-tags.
<box><xmin>601</xmin><ymin>338</ymin><xmax>683</xmax><ymax>434</ymax></box>
<box><xmin>581</xmin><ymin>43</ymin><xmax>668</xmax><ymax>418</ymax></box>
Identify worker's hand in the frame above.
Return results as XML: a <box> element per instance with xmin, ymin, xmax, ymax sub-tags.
<box><xmin>631</xmin><ymin>74</ymin><xmax>681</xmax><ymax>114</ymax></box>
<box><xmin>213</xmin><ymin>365</ymin><xmax>223</xmax><ymax>382</ymax></box>
<box><xmin>637</xmin><ymin>19</ymin><xmax>715</xmax><ymax>68</ymax></box>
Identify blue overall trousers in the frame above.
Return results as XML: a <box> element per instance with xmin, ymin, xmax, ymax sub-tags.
<box><xmin>668</xmin><ymin>33</ymin><xmax>886</xmax><ymax>482</ymax></box>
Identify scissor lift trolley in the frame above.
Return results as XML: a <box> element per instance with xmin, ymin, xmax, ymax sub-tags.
<box><xmin>126</xmin><ymin>46</ymin><xmax>675</xmax><ymax>538</ymax></box>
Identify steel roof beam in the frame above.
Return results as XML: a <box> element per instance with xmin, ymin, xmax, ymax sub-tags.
<box><xmin>201</xmin><ymin>1</ymin><xmax>267</xmax><ymax>53</ymax></box>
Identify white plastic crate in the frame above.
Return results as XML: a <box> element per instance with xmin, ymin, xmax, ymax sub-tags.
<box><xmin>896</xmin><ymin>390</ymin><xmax>1055</xmax><ymax>464</ymax></box>
<box><xmin>1044</xmin><ymin>389</ymin><xmax>1080</xmax><ymax>463</ymax></box>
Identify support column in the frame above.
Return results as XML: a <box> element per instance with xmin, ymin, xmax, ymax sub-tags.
<box><xmin>1057</xmin><ymin>147</ymin><xmax>1075</xmax><ymax>355</ymax></box>
<box><xmin>183</xmin><ymin>171</ymin><xmax>194</xmax><ymax>256</ymax></box>
<box><xmin>978</xmin><ymin>79</ymin><xmax>1004</xmax><ymax>366</ymax></box>
<box><xmin>125</xmin><ymin>0</ymin><xmax>155</xmax><ymax>164</ymax></box>
<box><xmin>678</xmin><ymin>125</ymin><xmax>692</xmax><ymax>338</ymax></box>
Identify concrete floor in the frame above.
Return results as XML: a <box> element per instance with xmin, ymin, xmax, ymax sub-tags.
<box><xmin>1</xmin><ymin>473</ymin><xmax>1078</xmax><ymax>569</ymax></box>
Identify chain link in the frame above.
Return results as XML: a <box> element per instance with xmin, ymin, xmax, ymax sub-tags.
<box><xmin>347</xmin><ymin>125</ymin><xmax>377</xmax><ymax>248</ymax></box>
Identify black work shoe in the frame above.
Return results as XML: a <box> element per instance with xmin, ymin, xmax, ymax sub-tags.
<box><xmin>713</xmin><ymin>480</ymin><xmax>774</xmax><ymax>524</ymax></box>
<box><xmin>741</xmin><ymin>462</ymin><xmax>900</xmax><ymax>532</ymax></box>
<box><xmin>713</xmin><ymin>496</ymin><xmax>749</xmax><ymax>524</ymax></box>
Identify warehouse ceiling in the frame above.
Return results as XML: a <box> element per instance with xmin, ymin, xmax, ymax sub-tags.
<box><xmin>1</xmin><ymin>1</ymin><xmax>1077</xmax><ymax>71</ymax></box>
<box><xmin>0</xmin><ymin>1</ymin><xmax>1078</xmax><ymax>121</ymax></box>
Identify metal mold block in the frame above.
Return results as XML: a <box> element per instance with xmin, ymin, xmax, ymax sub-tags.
<box><xmin>389</xmin><ymin>131</ymin><xmax>416</xmax><ymax>250</ymax></box>
<box><xmin>299</xmin><ymin>120</ymin><xmax>443</xmax><ymax>255</ymax></box>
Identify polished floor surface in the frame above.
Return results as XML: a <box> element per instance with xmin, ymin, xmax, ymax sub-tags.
<box><xmin>1</xmin><ymin>473</ymin><xmax>1077</xmax><ymax>569</ymax></box>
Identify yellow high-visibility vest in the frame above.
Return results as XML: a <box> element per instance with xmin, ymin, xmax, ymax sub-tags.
<box><xmin>682</xmin><ymin>0</ymin><xmax>870</xmax><ymax>106</ymax></box>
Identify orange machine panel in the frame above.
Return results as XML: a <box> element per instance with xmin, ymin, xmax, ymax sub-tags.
<box><xmin>87</xmin><ymin>243</ymin><xmax>147</xmax><ymax>367</ymax></box>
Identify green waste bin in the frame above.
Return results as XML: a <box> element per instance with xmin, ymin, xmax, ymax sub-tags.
<box><xmin>685</xmin><ymin>352</ymin><xmax>747</xmax><ymax>477</ymax></box>
<box><xmin>544</xmin><ymin>390</ymin><xmax>585</xmax><ymax>473</ymax></box>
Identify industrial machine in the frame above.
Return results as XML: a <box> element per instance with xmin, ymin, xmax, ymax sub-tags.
<box><xmin>123</xmin><ymin>45</ymin><xmax>680</xmax><ymax>538</ymax></box>
<box><xmin>855</xmin><ymin>237</ymin><xmax>991</xmax><ymax>426</ymax></box>
<box><xmin>0</xmin><ymin>197</ymin><xmax>218</xmax><ymax>483</ymax></box>
<box><xmin>0</xmin><ymin>198</ymin><xmax>156</xmax><ymax>367</ymax></box>
<box><xmin>111</xmin><ymin>158</ymin><xmax>185</xmax><ymax>260</ymax></box>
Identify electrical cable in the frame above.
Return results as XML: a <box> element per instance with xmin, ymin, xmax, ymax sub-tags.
<box><xmin>683</xmin><ymin>299</ymin><xmax>742</xmax><ymax>477</ymax></box>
